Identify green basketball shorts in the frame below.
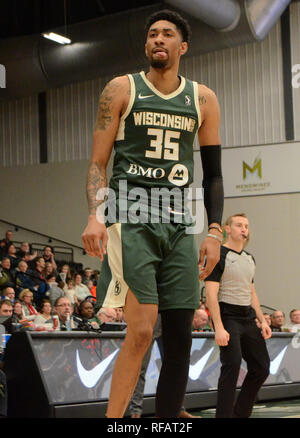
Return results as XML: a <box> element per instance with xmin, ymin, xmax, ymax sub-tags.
<box><xmin>96</xmin><ymin>222</ymin><xmax>200</xmax><ymax>311</ymax></box>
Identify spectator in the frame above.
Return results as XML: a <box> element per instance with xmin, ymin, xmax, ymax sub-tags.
<box><xmin>287</xmin><ymin>309</ymin><xmax>300</xmax><ymax>333</ymax></box>
<box><xmin>78</xmin><ymin>299</ymin><xmax>102</xmax><ymax>329</ymax></box>
<box><xmin>16</xmin><ymin>242</ymin><xmax>37</xmax><ymax>264</ymax></box>
<box><xmin>6</xmin><ymin>244</ymin><xmax>21</xmax><ymax>270</ymax></box>
<box><xmin>18</xmin><ymin>289</ymin><xmax>38</xmax><ymax>321</ymax></box>
<box><xmin>93</xmin><ymin>270</ymin><xmax>100</xmax><ymax>285</ymax></box>
<box><xmin>0</xmin><ymin>230</ymin><xmax>13</xmax><ymax>257</ymax></box>
<box><xmin>0</xmin><ymin>258</ymin><xmax>13</xmax><ymax>292</ymax></box>
<box><xmin>192</xmin><ymin>309</ymin><xmax>212</xmax><ymax>332</ymax></box>
<box><xmin>0</xmin><ymin>299</ymin><xmax>13</xmax><ymax>318</ymax></box>
<box><xmin>15</xmin><ymin>260</ymin><xmax>36</xmax><ymax>295</ymax></box>
<box><xmin>289</xmin><ymin>309</ymin><xmax>300</xmax><ymax>324</ymax></box>
<box><xmin>263</xmin><ymin>313</ymin><xmax>271</xmax><ymax>326</ymax></box>
<box><xmin>0</xmin><ymin>300</ymin><xmax>14</xmax><ymax>337</ymax></box>
<box><xmin>115</xmin><ymin>307</ymin><xmax>125</xmax><ymax>323</ymax></box>
<box><xmin>2</xmin><ymin>287</ymin><xmax>15</xmax><ymax>303</ymax></box>
<box><xmin>1</xmin><ymin>299</ymin><xmax>26</xmax><ymax>335</ymax></box>
<box><xmin>74</xmin><ymin>273</ymin><xmax>90</xmax><ymax>303</ymax></box>
<box><xmin>63</xmin><ymin>278</ymin><xmax>79</xmax><ymax>309</ymax></box>
<box><xmin>30</xmin><ymin>257</ymin><xmax>49</xmax><ymax>306</ymax></box>
<box><xmin>58</xmin><ymin>264</ymin><xmax>72</xmax><ymax>284</ymax></box>
<box><xmin>82</xmin><ymin>268</ymin><xmax>95</xmax><ymax>286</ymax></box>
<box><xmin>11</xmin><ymin>300</ymin><xmax>23</xmax><ymax>323</ymax></box>
<box><xmin>46</xmin><ymin>274</ymin><xmax>65</xmax><ymax>307</ymax></box>
<box><xmin>31</xmin><ymin>257</ymin><xmax>46</xmax><ymax>286</ymax></box>
<box><xmin>34</xmin><ymin>300</ymin><xmax>53</xmax><ymax>327</ymax></box>
<box><xmin>270</xmin><ymin>310</ymin><xmax>285</xmax><ymax>332</ymax></box>
<box><xmin>42</xmin><ymin>246</ymin><xmax>57</xmax><ymax>271</ymax></box>
<box><xmin>53</xmin><ymin>296</ymin><xmax>78</xmax><ymax>330</ymax></box>
<box><xmin>97</xmin><ymin>307</ymin><xmax>117</xmax><ymax>324</ymax></box>
<box><xmin>256</xmin><ymin>313</ymin><xmax>272</xmax><ymax>329</ymax></box>
<box><xmin>45</xmin><ymin>262</ymin><xmax>57</xmax><ymax>278</ymax></box>
<box><xmin>86</xmin><ymin>279</ymin><xmax>97</xmax><ymax>301</ymax></box>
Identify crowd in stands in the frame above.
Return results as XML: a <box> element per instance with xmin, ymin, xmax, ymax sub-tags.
<box><xmin>0</xmin><ymin>229</ymin><xmax>118</xmax><ymax>334</ymax></box>
<box><xmin>0</xmin><ymin>229</ymin><xmax>300</xmax><ymax>336</ymax></box>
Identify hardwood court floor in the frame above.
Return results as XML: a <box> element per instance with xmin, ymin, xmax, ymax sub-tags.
<box><xmin>196</xmin><ymin>398</ymin><xmax>300</xmax><ymax>418</ymax></box>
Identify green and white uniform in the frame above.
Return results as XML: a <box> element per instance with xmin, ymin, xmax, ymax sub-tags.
<box><xmin>97</xmin><ymin>71</ymin><xmax>201</xmax><ymax>311</ymax></box>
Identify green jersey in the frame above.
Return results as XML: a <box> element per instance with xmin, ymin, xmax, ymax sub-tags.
<box><xmin>107</xmin><ymin>71</ymin><xmax>201</xmax><ymax>222</ymax></box>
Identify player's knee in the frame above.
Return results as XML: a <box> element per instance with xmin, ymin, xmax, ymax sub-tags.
<box><xmin>127</xmin><ymin>324</ymin><xmax>153</xmax><ymax>353</ymax></box>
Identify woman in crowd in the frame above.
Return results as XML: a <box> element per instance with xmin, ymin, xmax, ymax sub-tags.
<box><xmin>18</xmin><ymin>289</ymin><xmax>38</xmax><ymax>321</ymax></box>
<box><xmin>78</xmin><ymin>299</ymin><xmax>102</xmax><ymax>329</ymax></box>
<box><xmin>59</xmin><ymin>264</ymin><xmax>73</xmax><ymax>284</ymax></box>
<box><xmin>11</xmin><ymin>299</ymin><xmax>24</xmax><ymax>323</ymax></box>
<box><xmin>34</xmin><ymin>299</ymin><xmax>53</xmax><ymax>327</ymax></box>
<box><xmin>63</xmin><ymin>278</ymin><xmax>79</xmax><ymax>311</ymax></box>
<box><xmin>45</xmin><ymin>262</ymin><xmax>56</xmax><ymax>278</ymax></box>
<box><xmin>74</xmin><ymin>273</ymin><xmax>90</xmax><ymax>303</ymax></box>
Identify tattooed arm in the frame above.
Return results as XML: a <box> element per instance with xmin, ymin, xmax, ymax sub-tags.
<box><xmin>82</xmin><ymin>75</ymin><xmax>130</xmax><ymax>260</ymax></box>
<box><xmin>198</xmin><ymin>84</ymin><xmax>221</xmax><ymax>146</ymax></box>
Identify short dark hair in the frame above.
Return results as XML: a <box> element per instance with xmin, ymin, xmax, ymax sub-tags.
<box><xmin>145</xmin><ymin>9</ymin><xmax>191</xmax><ymax>44</ymax></box>
<box><xmin>0</xmin><ymin>299</ymin><xmax>13</xmax><ymax>309</ymax></box>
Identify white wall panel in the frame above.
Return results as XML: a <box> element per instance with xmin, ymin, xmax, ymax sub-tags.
<box><xmin>0</xmin><ymin>14</ymin><xmax>290</xmax><ymax>166</ymax></box>
<box><xmin>47</xmin><ymin>76</ymin><xmax>110</xmax><ymax>162</ymax></box>
<box><xmin>290</xmin><ymin>1</ymin><xmax>300</xmax><ymax>140</ymax></box>
<box><xmin>0</xmin><ymin>96</ymin><xmax>39</xmax><ymax>167</ymax></box>
<box><xmin>180</xmin><ymin>20</ymin><xmax>285</xmax><ymax>147</ymax></box>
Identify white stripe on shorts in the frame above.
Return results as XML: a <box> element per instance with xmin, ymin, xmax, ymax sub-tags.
<box><xmin>102</xmin><ymin>223</ymin><xmax>129</xmax><ymax>308</ymax></box>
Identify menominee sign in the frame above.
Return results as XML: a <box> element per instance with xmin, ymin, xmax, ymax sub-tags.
<box><xmin>192</xmin><ymin>141</ymin><xmax>300</xmax><ymax>198</ymax></box>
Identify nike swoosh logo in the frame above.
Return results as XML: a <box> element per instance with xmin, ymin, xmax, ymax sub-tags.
<box><xmin>76</xmin><ymin>348</ymin><xmax>119</xmax><ymax>388</ymax></box>
<box><xmin>167</xmin><ymin>207</ymin><xmax>185</xmax><ymax>215</ymax></box>
<box><xmin>189</xmin><ymin>347</ymin><xmax>214</xmax><ymax>380</ymax></box>
<box><xmin>269</xmin><ymin>345</ymin><xmax>288</xmax><ymax>375</ymax></box>
<box><xmin>138</xmin><ymin>93</ymin><xmax>154</xmax><ymax>99</ymax></box>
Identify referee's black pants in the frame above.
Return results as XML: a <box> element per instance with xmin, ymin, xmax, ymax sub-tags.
<box><xmin>216</xmin><ymin>303</ymin><xmax>270</xmax><ymax>418</ymax></box>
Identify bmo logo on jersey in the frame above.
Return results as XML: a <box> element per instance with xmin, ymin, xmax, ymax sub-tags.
<box><xmin>126</xmin><ymin>162</ymin><xmax>189</xmax><ymax>186</ymax></box>
<box><xmin>168</xmin><ymin>164</ymin><xmax>189</xmax><ymax>186</ymax></box>
<box><xmin>127</xmin><ymin>163</ymin><xmax>165</xmax><ymax>179</ymax></box>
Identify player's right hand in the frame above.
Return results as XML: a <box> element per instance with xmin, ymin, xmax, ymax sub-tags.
<box><xmin>215</xmin><ymin>328</ymin><xmax>230</xmax><ymax>346</ymax></box>
<box><xmin>81</xmin><ymin>216</ymin><xmax>108</xmax><ymax>261</ymax></box>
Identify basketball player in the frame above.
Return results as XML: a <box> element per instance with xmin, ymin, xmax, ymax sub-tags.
<box><xmin>82</xmin><ymin>10</ymin><xmax>224</xmax><ymax>418</ymax></box>
<box><xmin>205</xmin><ymin>213</ymin><xmax>271</xmax><ymax>418</ymax></box>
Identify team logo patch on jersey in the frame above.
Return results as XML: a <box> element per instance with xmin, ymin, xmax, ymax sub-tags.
<box><xmin>185</xmin><ymin>95</ymin><xmax>191</xmax><ymax>106</ymax></box>
<box><xmin>168</xmin><ymin>164</ymin><xmax>189</xmax><ymax>187</ymax></box>
<box><xmin>114</xmin><ymin>280</ymin><xmax>121</xmax><ymax>296</ymax></box>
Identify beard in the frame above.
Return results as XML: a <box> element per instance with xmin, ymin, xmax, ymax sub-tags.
<box><xmin>149</xmin><ymin>56</ymin><xmax>168</xmax><ymax>69</ymax></box>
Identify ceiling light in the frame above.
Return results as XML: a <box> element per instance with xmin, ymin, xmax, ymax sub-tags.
<box><xmin>42</xmin><ymin>32</ymin><xmax>71</xmax><ymax>45</ymax></box>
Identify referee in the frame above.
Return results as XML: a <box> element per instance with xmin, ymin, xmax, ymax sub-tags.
<box><xmin>205</xmin><ymin>213</ymin><xmax>271</xmax><ymax>418</ymax></box>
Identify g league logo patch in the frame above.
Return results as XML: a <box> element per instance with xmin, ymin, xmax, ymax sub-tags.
<box><xmin>185</xmin><ymin>95</ymin><xmax>191</xmax><ymax>106</ymax></box>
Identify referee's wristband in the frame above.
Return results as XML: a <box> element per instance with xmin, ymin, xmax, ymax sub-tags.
<box><xmin>207</xmin><ymin>233</ymin><xmax>222</xmax><ymax>243</ymax></box>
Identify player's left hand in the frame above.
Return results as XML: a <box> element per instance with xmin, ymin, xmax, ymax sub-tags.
<box><xmin>261</xmin><ymin>322</ymin><xmax>272</xmax><ymax>339</ymax></box>
<box><xmin>198</xmin><ymin>236</ymin><xmax>221</xmax><ymax>281</ymax></box>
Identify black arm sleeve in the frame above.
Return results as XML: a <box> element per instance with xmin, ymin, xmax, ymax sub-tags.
<box><xmin>200</xmin><ymin>145</ymin><xmax>224</xmax><ymax>226</ymax></box>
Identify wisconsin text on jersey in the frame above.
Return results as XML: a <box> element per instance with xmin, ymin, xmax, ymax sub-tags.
<box><xmin>133</xmin><ymin>111</ymin><xmax>196</xmax><ymax>132</ymax></box>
